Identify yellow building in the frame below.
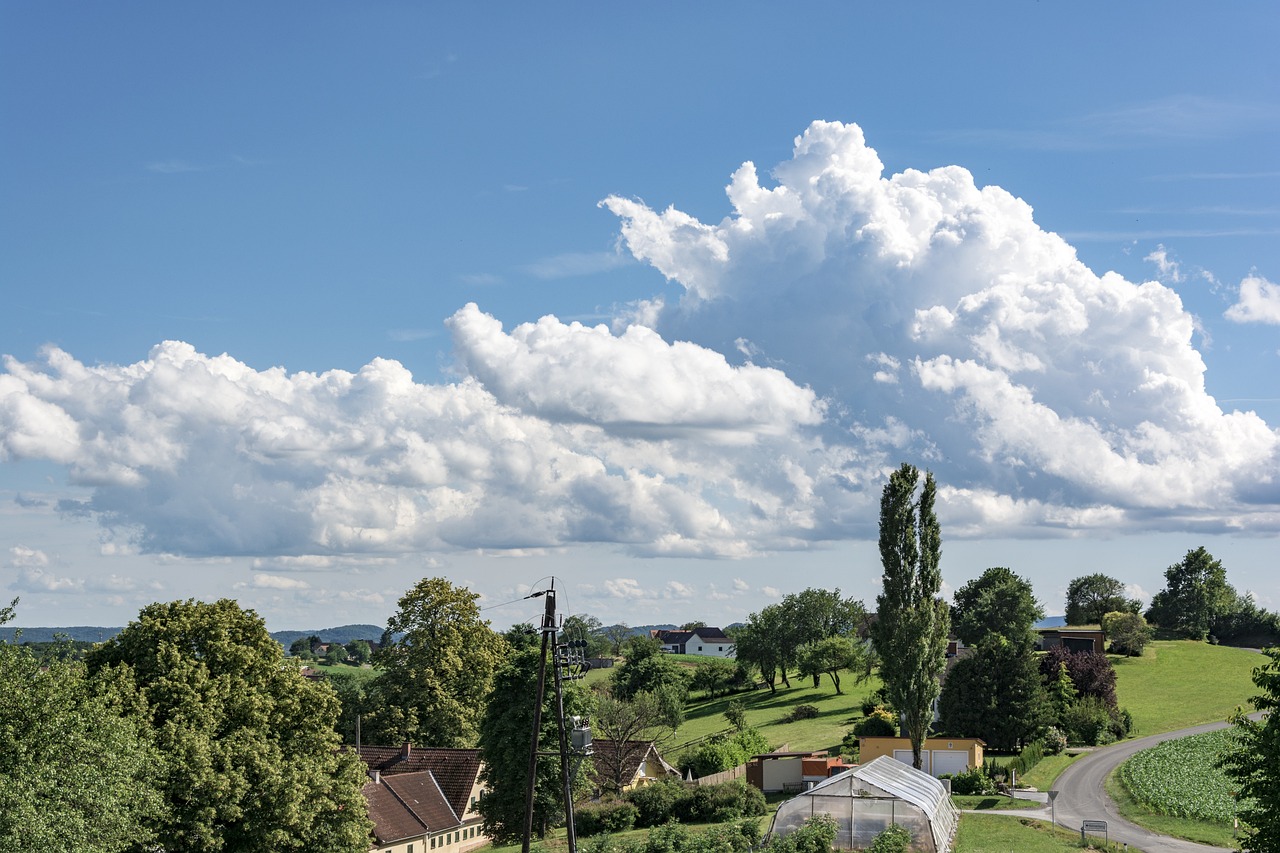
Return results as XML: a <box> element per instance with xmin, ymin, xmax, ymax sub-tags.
<box><xmin>857</xmin><ymin>736</ymin><xmax>984</xmax><ymax>777</ymax></box>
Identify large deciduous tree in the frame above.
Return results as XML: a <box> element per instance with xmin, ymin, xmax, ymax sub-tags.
<box><xmin>364</xmin><ymin>577</ymin><xmax>507</xmax><ymax>747</ymax></box>
<box><xmin>590</xmin><ymin>688</ymin><xmax>677</xmax><ymax>794</ymax></box>
<box><xmin>476</xmin><ymin>627</ymin><xmax>592</xmax><ymax>842</ymax></box>
<box><xmin>938</xmin><ymin>635</ymin><xmax>1047</xmax><ymax>752</ymax></box>
<box><xmin>1064</xmin><ymin>574</ymin><xmax>1137</xmax><ymax>626</ymax></box>
<box><xmin>1218</xmin><ymin>647</ymin><xmax>1280</xmax><ymax>853</ymax></box>
<box><xmin>84</xmin><ymin>598</ymin><xmax>372</xmax><ymax>853</ymax></box>
<box><xmin>795</xmin><ymin>635</ymin><xmax>868</xmax><ymax>695</ymax></box>
<box><xmin>870</xmin><ymin>463</ymin><xmax>949</xmax><ymax>770</ymax></box>
<box><xmin>1146</xmin><ymin>547</ymin><xmax>1236</xmax><ymax>640</ymax></box>
<box><xmin>730</xmin><ymin>610</ymin><xmax>785</xmax><ymax>693</ymax></box>
<box><xmin>1101</xmin><ymin>610</ymin><xmax>1153</xmax><ymax>657</ymax></box>
<box><xmin>0</xmin><ymin>600</ymin><xmax>165</xmax><ymax>853</ymax></box>
<box><xmin>611</xmin><ymin>636</ymin><xmax>690</xmax><ymax>703</ymax></box>
<box><xmin>951</xmin><ymin>567</ymin><xmax>1044</xmax><ymax>648</ymax></box>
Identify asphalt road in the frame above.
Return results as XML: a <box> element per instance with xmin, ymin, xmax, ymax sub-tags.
<box><xmin>1047</xmin><ymin>719</ymin><xmax>1241</xmax><ymax>853</ymax></box>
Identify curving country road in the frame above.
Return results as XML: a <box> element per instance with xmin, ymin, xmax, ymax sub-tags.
<box><xmin>1047</xmin><ymin>719</ymin><xmax>1240</xmax><ymax>853</ymax></box>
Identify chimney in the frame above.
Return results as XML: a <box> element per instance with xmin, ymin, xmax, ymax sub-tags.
<box><xmin>372</xmin><ymin>770</ymin><xmax>382</xmax><ymax>785</ymax></box>
<box><xmin>401</xmin><ymin>742</ymin><xmax>412</xmax><ymax>759</ymax></box>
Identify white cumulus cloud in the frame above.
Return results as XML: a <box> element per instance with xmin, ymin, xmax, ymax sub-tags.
<box><xmin>1</xmin><ymin>119</ymin><xmax>1278</xmax><ymax>568</ymax></box>
<box><xmin>1225</xmin><ymin>274</ymin><xmax>1280</xmax><ymax>324</ymax></box>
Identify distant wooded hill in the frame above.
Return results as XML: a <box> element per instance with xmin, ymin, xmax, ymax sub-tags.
<box><xmin>0</xmin><ymin>623</ymin><xmax>386</xmax><ymax>647</ymax></box>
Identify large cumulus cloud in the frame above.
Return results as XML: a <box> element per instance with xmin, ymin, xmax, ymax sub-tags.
<box><xmin>2</xmin><ymin>119</ymin><xmax>1278</xmax><ymax>562</ymax></box>
<box><xmin>603</xmin><ymin>120</ymin><xmax>1279</xmax><ymax>529</ymax></box>
<box><xmin>0</xmin><ymin>325</ymin><xmax>838</xmax><ymax>558</ymax></box>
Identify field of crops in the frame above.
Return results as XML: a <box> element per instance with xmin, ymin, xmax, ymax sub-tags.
<box><xmin>1117</xmin><ymin>729</ymin><xmax>1239</xmax><ymax>823</ymax></box>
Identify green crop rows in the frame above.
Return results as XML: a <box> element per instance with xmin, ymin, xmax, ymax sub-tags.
<box><xmin>1118</xmin><ymin>729</ymin><xmax>1241</xmax><ymax>824</ymax></box>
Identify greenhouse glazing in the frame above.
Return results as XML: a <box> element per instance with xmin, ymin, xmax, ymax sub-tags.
<box><xmin>766</xmin><ymin>756</ymin><xmax>958</xmax><ymax>852</ymax></box>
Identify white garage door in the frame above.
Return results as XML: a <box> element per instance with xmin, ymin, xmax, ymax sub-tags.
<box><xmin>930</xmin><ymin>750</ymin><xmax>969</xmax><ymax>777</ymax></box>
<box><xmin>892</xmin><ymin>749</ymin><xmax>929</xmax><ymax>775</ymax></box>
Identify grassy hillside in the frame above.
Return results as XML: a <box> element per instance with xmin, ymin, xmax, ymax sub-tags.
<box><xmin>1112</xmin><ymin>640</ymin><xmax>1260</xmax><ymax>735</ymax></box>
<box><xmin>670</xmin><ymin>674</ymin><xmax>882</xmax><ymax>761</ymax></box>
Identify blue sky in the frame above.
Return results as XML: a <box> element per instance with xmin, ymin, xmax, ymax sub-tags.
<box><xmin>2</xmin><ymin>3</ymin><xmax>1278</xmax><ymax>631</ymax></box>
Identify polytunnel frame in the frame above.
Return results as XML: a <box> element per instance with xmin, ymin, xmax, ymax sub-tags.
<box><xmin>764</xmin><ymin>756</ymin><xmax>958</xmax><ymax>852</ymax></box>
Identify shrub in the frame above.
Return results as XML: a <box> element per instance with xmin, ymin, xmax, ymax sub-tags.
<box><xmin>582</xmin><ymin>836</ymin><xmax>640</xmax><ymax>853</ymax></box>
<box><xmin>785</xmin><ymin>704</ymin><xmax>820</xmax><ymax>722</ymax></box>
<box><xmin>762</xmin><ymin>815</ymin><xmax>837</xmax><ymax>853</ymax></box>
<box><xmin>861</xmin><ymin>688</ymin><xmax>893</xmax><ymax>717</ymax></box>
<box><xmin>1041</xmin><ymin>726</ymin><xmax>1067</xmax><ymax>755</ymax></box>
<box><xmin>1063</xmin><ymin>696</ymin><xmax>1114</xmax><ymax>746</ymax></box>
<box><xmin>852</xmin><ymin>708</ymin><xmax>897</xmax><ymax>737</ymax></box>
<box><xmin>678</xmin><ymin>728</ymin><xmax>770</xmax><ymax>778</ymax></box>
<box><xmin>941</xmin><ymin>766</ymin><xmax>996</xmax><ymax>795</ymax></box>
<box><xmin>724</xmin><ymin>699</ymin><xmax>746</xmax><ymax>731</ymax></box>
<box><xmin>840</xmin><ymin>729</ymin><xmax>861</xmax><ymax>761</ymax></box>
<box><xmin>674</xmin><ymin>780</ymin><xmax>764</xmax><ymax>823</ymax></box>
<box><xmin>575</xmin><ymin>800</ymin><xmax>639</xmax><ymax>836</ymax></box>
<box><xmin>867</xmin><ymin>824</ymin><xmax>911</xmax><ymax>853</ymax></box>
<box><xmin>625</xmin><ymin>779</ymin><xmax>684</xmax><ymax>827</ymax></box>
<box><xmin>1006</xmin><ymin>740</ymin><xmax>1044</xmax><ymax>779</ymax></box>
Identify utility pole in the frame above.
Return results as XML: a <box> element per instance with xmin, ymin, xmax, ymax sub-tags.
<box><xmin>520</xmin><ymin>582</ymin><xmax>592</xmax><ymax>853</ymax></box>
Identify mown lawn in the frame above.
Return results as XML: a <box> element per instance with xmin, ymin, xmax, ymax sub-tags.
<box><xmin>1019</xmin><ymin>751</ymin><xmax>1086</xmax><ymax>791</ymax></box>
<box><xmin>954</xmin><ymin>814</ymin><xmax>1147</xmax><ymax>852</ymax></box>
<box><xmin>951</xmin><ymin>795</ymin><xmax>1039</xmax><ymax>811</ymax></box>
<box><xmin>670</xmin><ymin>676</ymin><xmax>882</xmax><ymax>760</ymax></box>
<box><xmin>1111</xmin><ymin>641</ymin><xmax>1259</xmax><ymax>735</ymax></box>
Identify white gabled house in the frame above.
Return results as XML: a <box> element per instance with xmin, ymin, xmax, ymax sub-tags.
<box><xmin>653</xmin><ymin>627</ymin><xmax>735</xmax><ymax>658</ymax></box>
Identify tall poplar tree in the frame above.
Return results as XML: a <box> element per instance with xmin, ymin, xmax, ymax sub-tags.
<box><xmin>870</xmin><ymin>463</ymin><xmax>949</xmax><ymax>770</ymax></box>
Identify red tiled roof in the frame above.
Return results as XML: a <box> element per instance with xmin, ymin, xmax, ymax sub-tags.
<box><xmin>355</xmin><ymin>745</ymin><xmax>482</xmax><ymax>819</ymax></box>
<box><xmin>363</xmin><ymin>771</ymin><xmax>461</xmax><ymax>846</ymax></box>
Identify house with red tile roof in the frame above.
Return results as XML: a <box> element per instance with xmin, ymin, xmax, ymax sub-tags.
<box><xmin>356</xmin><ymin>744</ymin><xmax>488</xmax><ymax>853</ymax></box>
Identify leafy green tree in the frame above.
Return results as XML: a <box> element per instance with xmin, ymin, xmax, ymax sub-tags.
<box><xmin>731</xmin><ymin>607</ymin><xmax>788</xmax><ymax>692</ymax></box>
<box><xmin>344</xmin><ymin>638</ymin><xmax>372</xmax><ymax>664</ymax></box>
<box><xmin>0</xmin><ymin>600</ymin><xmax>165</xmax><ymax>853</ymax></box>
<box><xmin>1065</xmin><ymin>574</ymin><xmax>1138</xmax><ymax>626</ymax></box>
<box><xmin>870</xmin><ymin>463</ymin><xmax>949</xmax><ymax>770</ymax></box>
<box><xmin>476</xmin><ymin>628</ymin><xmax>592</xmax><ymax>842</ymax></box>
<box><xmin>364</xmin><ymin>577</ymin><xmax>507</xmax><ymax>746</ymax></box>
<box><xmin>951</xmin><ymin>567</ymin><xmax>1043</xmax><ymax>647</ymax></box>
<box><xmin>325</xmin><ymin>668</ymin><xmax>368</xmax><ymax>745</ymax></box>
<box><xmin>602</xmin><ymin>622</ymin><xmax>632</xmax><ymax>656</ymax></box>
<box><xmin>612</xmin><ymin>636</ymin><xmax>690</xmax><ymax>703</ymax></box>
<box><xmin>591</xmin><ymin>689</ymin><xmax>677</xmax><ymax>794</ymax></box>
<box><xmin>938</xmin><ymin>635</ymin><xmax>1047</xmax><ymax>751</ymax></box>
<box><xmin>289</xmin><ymin>636</ymin><xmax>316</xmax><ymax>658</ymax></box>
<box><xmin>325</xmin><ymin>643</ymin><xmax>350</xmax><ymax>665</ymax></box>
<box><xmin>680</xmin><ymin>620</ymin><xmax>708</xmax><ymax>630</ymax></box>
<box><xmin>1218</xmin><ymin>647</ymin><xmax>1280</xmax><ymax>853</ymax></box>
<box><xmin>1101</xmin><ymin>610</ymin><xmax>1153</xmax><ymax>656</ymax></box>
<box><xmin>691</xmin><ymin>656</ymin><xmax>738</xmax><ymax>697</ymax></box>
<box><xmin>85</xmin><ymin>598</ymin><xmax>372</xmax><ymax>852</ymax></box>
<box><xmin>561</xmin><ymin>613</ymin><xmax>609</xmax><ymax>658</ymax></box>
<box><xmin>782</xmin><ymin>588</ymin><xmax>868</xmax><ymax>645</ymax></box>
<box><xmin>1146</xmin><ymin>547</ymin><xmax>1236</xmax><ymax>639</ymax></box>
<box><xmin>795</xmin><ymin>635</ymin><xmax>868</xmax><ymax>694</ymax></box>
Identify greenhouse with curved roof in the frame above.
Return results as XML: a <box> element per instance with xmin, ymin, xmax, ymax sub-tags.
<box><xmin>766</xmin><ymin>755</ymin><xmax>958</xmax><ymax>852</ymax></box>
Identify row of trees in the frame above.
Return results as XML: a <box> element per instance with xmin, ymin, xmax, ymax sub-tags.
<box><xmin>731</xmin><ymin>588</ymin><xmax>871</xmax><ymax>694</ymax></box>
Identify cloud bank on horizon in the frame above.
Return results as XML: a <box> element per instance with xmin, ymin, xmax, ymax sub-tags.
<box><xmin>3</xmin><ymin>121</ymin><xmax>1277</xmax><ymax>562</ymax></box>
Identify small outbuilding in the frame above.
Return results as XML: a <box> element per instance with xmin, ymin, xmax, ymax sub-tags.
<box><xmin>768</xmin><ymin>756</ymin><xmax>958</xmax><ymax>852</ymax></box>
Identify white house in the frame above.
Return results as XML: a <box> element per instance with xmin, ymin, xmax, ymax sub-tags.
<box><xmin>654</xmin><ymin>627</ymin><xmax>735</xmax><ymax>658</ymax></box>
